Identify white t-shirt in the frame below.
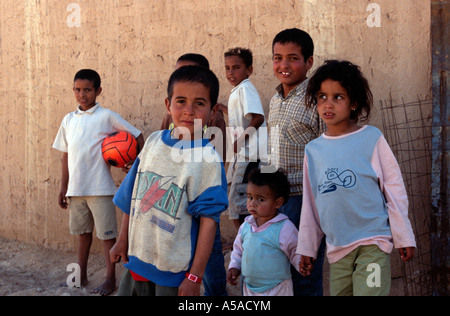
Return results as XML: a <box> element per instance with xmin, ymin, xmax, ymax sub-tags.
<box><xmin>53</xmin><ymin>103</ymin><xmax>141</xmax><ymax>197</ymax></box>
<box><xmin>227</xmin><ymin>79</ymin><xmax>267</xmax><ymax>161</ymax></box>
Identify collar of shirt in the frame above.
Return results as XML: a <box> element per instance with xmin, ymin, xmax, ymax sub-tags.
<box><xmin>230</xmin><ymin>78</ymin><xmax>250</xmax><ymax>93</ymax></box>
<box><xmin>161</xmin><ymin>129</ymin><xmax>211</xmax><ymax>148</ymax></box>
<box><xmin>245</xmin><ymin>213</ymin><xmax>289</xmax><ymax>232</ymax></box>
<box><xmin>275</xmin><ymin>78</ymin><xmax>309</xmax><ymax>100</ymax></box>
<box><xmin>75</xmin><ymin>103</ymin><xmax>100</xmax><ymax>115</ymax></box>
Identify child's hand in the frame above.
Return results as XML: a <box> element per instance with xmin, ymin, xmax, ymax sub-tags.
<box><xmin>110</xmin><ymin>239</ymin><xmax>128</xmax><ymax>264</ymax></box>
<box><xmin>299</xmin><ymin>256</ymin><xmax>314</xmax><ymax>276</ymax></box>
<box><xmin>58</xmin><ymin>191</ymin><xmax>69</xmax><ymax>209</ymax></box>
<box><xmin>227</xmin><ymin>268</ymin><xmax>241</xmax><ymax>285</ymax></box>
<box><xmin>399</xmin><ymin>247</ymin><xmax>415</xmax><ymax>262</ymax></box>
<box><xmin>122</xmin><ymin>160</ymin><xmax>135</xmax><ymax>173</ymax></box>
<box><xmin>212</xmin><ymin>103</ymin><xmax>227</xmax><ymax>115</ymax></box>
<box><xmin>178</xmin><ymin>278</ymin><xmax>201</xmax><ymax>296</ymax></box>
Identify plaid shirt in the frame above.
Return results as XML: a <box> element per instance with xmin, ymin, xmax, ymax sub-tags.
<box><xmin>267</xmin><ymin>78</ymin><xmax>324</xmax><ymax>196</ymax></box>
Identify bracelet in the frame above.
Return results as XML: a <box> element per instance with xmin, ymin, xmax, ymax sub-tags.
<box><xmin>185</xmin><ymin>272</ymin><xmax>202</xmax><ymax>284</ymax></box>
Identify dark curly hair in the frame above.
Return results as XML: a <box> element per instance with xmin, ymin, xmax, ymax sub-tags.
<box><xmin>306</xmin><ymin>60</ymin><xmax>373</xmax><ymax>123</ymax></box>
<box><xmin>247</xmin><ymin>168</ymin><xmax>290</xmax><ymax>205</ymax></box>
<box><xmin>224</xmin><ymin>47</ymin><xmax>253</xmax><ymax>68</ymax></box>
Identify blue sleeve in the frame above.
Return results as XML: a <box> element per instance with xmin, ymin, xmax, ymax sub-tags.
<box><xmin>113</xmin><ymin>157</ymin><xmax>140</xmax><ymax>215</ymax></box>
<box><xmin>187</xmin><ymin>166</ymin><xmax>228</xmax><ymax>223</ymax></box>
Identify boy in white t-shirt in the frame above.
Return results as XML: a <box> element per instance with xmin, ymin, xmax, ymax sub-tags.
<box><xmin>223</xmin><ymin>48</ymin><xmax>267</xmax><ymax>231</ymax></box>
<box><xmin>53</xmin><ymin>69</ymin><xmax>144</xmax><ymax>295</ymax></box>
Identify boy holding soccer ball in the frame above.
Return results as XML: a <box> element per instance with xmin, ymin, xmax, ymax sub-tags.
<box><xmin>53</xmin><ymin>69</ymin><xmax>144</xmax><ymax>295</ymax></box>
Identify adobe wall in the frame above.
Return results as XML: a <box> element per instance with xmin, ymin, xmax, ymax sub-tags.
<box><xmin>0</xmin><ymin>0</ymin><xmax>431</xmax><ymax>279</ymax></box>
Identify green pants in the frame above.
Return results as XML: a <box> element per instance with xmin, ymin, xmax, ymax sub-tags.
<box><xmin>330</xmin><ymin>245</ymin><xmax>391</xmax><ymax>296</ymax></box>
<box><xmin>117</xmin><ymin>270</ymin><xmax>179</xmax><ymax>296</ymax></box>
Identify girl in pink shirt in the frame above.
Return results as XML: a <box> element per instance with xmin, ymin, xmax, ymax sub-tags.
<box><xmin>297</xmin><ymin>60</ymin><xmax>416</xmax><ymax>296</ymax></box>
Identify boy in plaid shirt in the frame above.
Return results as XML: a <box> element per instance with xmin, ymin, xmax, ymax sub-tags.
<box><xmin>266</xmin><ymin>28</ymin><xmax>325</xmax><ymax>296</ymax></box>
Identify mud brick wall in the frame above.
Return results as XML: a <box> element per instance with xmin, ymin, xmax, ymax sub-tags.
<box><xmin>0</xmin><ymin>0</ymin><xmax>431</xmax><ymax>267</ymax></box>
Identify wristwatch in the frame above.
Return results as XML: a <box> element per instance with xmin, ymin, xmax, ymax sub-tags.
<box><xmin>185</xmin><ymin>272</ymin><xmax>202</xmax><ymax>284</ymax></box>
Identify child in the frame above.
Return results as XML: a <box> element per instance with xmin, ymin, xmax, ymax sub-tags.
<box><xmin>223</xmin><ymin>47</ymin><xmax>266</xmax><ymax>232</ymax></box>
<box><xmin>53</xmin><ymin>69</ymin><xmax>144</xmax><ymax>296</ymax></box>
<box><xmin>297</xmin><ymin>60</ymin><xmax>416</xmax><ymax>296</ymax></box>
<box><xmin>160</xmin><ymin>53</ymin><xmax>228</xmax><ymax>297</ymax></box>
<box><xmin>110</xmin><ymin>66</ymin><xmax>228</xmax><ymax>296</ymax></box>
<box><xmin>227</xmin><ymin>168</ymin><xmax>300</xmax><ymax>296</ymax></box>
<box><xmin>266</xmin><ymin>28</ymin><xmax>325</xmax><ymax>296</ymax></box>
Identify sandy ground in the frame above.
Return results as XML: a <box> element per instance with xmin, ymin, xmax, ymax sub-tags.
<box><xmin>0</xmin><ymin>236</ymin><xmax>406</xmax><ymax>296</ymax></box>
<box><xmin>0</xmin><ymin>237</ymin><xmax>241</xmax><ymax>296</ymax></box>
<box><xmin>0</xmin><ymin>237</ymin><xmax>112</xmax><ymax>296</ymax></box>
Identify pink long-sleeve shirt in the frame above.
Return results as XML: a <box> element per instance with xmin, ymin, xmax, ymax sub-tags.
<box><xmin>296</xmin><ymin>126</ymin><xmax>416</xmax><ymax>264</ymax></box>
<box><xmin>230</xmin><ymin>214</ymin><xmax>301</xmax><ymax>271</ymax></box>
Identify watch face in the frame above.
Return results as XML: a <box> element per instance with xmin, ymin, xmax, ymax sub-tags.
<box><xmin>186</xmin><ymin>273</ymin><xmax>201</xmax><ymax>283</ymax></box>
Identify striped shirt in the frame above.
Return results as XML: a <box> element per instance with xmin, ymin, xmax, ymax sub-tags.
<box><xmin>267</xmin><ymin>79</ymin><xmax>324</xmax><ymax>196</ymax></box>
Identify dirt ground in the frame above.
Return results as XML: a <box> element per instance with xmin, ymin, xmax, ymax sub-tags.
<box><xmin>0</xmin><ymin>237</ymin><xmax>110</xmax><ymax>296</ymax></box>
<box><xmin>0</xmin><ymin>237</ymin><xmax>241</xmax><ymax>296</ymax></box>
<box><xmin>1</xmin><ymin>236</ymin><xmax>407</xmax><ymax>296</ymax></box>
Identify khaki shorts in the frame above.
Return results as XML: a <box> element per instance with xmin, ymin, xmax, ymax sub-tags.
<box><xmin>330</xmin><ymin>245</ymin><xmax>391</xmax><ymax>296</ymax></box>
<box><xmin>68</xmin><ymin>196</ymin><xmax>118</xmax><ymax>240</ymax></box>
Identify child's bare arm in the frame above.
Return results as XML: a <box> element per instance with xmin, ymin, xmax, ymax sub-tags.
<box><xmin>110</xmin><ymin>213</ymin><xmax>130</xmax><ymax>264</ymax></box>
<box><xmin>178</xmin><ymin>217</ymin><xmax>217</xmax><ymax>296</ymax></box>
<box><xmin>58</xmin><ymin>153</ymin><xmax>69</xmax><ymax>209</ymax></box>
<box><xmin>123</xmin><ymin>134</ymin><xmax>145</xmax><ymax>173</ymax></box>
<box><xmin>136</xmin><ymin>134</ymin><xmax>145</xmax><ymax>154</ymax></box>
<box><xmin>233</xmin><ymin>113</ymin><xmax>265</xmax><ymax>153</ymax></box>
<box><xmin>248</xmin><ymin>113</ymin><xmax>265</xmax><ymax>130</ymax></box>
<box><xmin>213</xmin><ymin>103</ymin><xmax>228</xmax><ymax>116</ymax></box>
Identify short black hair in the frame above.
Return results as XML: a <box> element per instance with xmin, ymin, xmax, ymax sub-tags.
<box><xmin>177</xmin><ymin>53</ymin><xmax>210</xmax><ymax>69</ymax></box>
<box><xmin>74</xmin><ymin>69</ymin><xmax>101</xmax><ymax>90</ymax></box>
<box><xmin>247</xmin><ymin>168</ymin><xmax>290</xmax><ymax>205</ymax></box>
<box><xmin>224</xmin><ymin>47</ymin><xmax>253</xmax><ymax>68</ymax></box>
<box><xmin>306</xmin><ymin>60</ymin><xmax>373</xmax><ymax>123</ymax></box>
<box><xmin>167</xmin><ymin>65</ymin><xmax>219</xmax><ymax>108</ymax></box>
<box><xmin>272</xmin><ymin>28</ymin><xmax>314</xmax><ymax>62</ymax></box>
